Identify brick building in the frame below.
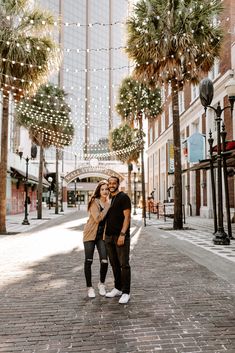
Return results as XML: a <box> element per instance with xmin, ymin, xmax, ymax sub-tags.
<box><xmin>146</xmin><ymin>0</ymin><xmax>235</xmax><ymax>220</ymax></box>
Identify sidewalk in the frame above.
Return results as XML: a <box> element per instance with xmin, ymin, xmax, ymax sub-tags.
<box><xmin>146</xmin><ymin>210</ymin><xmax>235</xmax><ymax>234</ymax></box>
<box><xmin>0</xmin><ymin>211</ymin><xmax>234</xmax><ymax>352</ymax></box>
<box><xmin>5</xmin><ymin>204</ymin><xmax>87</xmax><ymax>235</ymax></box>
<box><xmin>143</xmin><ymin>212</ymin><xmax>235</xmax><ymax>280</ymax></box>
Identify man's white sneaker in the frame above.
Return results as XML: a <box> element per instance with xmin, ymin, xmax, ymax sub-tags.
<box><xmin>98</xmin><ymin>282</ymin><xmax>106</xmax><ymax>296</ymax></box>
<box><xmin>87</xmin><ymin>287</ymin><xmax>96</xmax><ymax>298</ymax></box>
<box><xmin>119</xmin><ymin>294</ymin><xmax>130</xmax><ymax>304</ymax></box>
<box><xmin>105</xmin><ymin>288</ymin><xmax>122</xmax><ymax>298</ymax></box>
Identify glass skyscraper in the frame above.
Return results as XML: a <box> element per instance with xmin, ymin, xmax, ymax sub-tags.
<box><xmin>37</xmin><ymin>0</ymin><xmax>130</xmax><ymax>161</ymax></box>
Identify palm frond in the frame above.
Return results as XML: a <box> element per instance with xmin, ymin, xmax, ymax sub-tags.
<box><xmin>0</xmin><ymin>0</ymin><xmax>60</xmax><ymax>96</ymax></box>
<box><xmin>116</xmin><ymin>75</ymin><xmax>162</xmax><ymax>123</ymax></box>
<box><xmin>16</xmin><ymin>83</ymin><xmax>74</xmax><ymax>149</ymax></box>
<box><xmin>126</xmin><ymin>0</ymin><xmax>224</xmax><ymax>84</ymax></box>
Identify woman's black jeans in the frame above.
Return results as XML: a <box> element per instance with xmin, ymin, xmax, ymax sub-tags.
<box><xmin>84</xmin><ymin>238</ymin><xmax>108</xmax><ymax>287</ymax></box>
<box><xmin>105</xmin><ymin>235</ymin><xmax>131</xmax><ymax>294</ymax></box>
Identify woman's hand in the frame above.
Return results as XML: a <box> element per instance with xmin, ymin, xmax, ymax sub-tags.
<box><xmin>103</xmin><ymin>198</ymin><xmax>110</xmax><ymax>208</ymax></box>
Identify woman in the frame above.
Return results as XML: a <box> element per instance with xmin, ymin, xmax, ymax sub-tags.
<box><xmin>83</xmin><ymin>180</ymin><xmax>110</xmax><ymax>298</ymax></box>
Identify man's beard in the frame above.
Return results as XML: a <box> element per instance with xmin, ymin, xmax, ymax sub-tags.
<box><xmin>110</xmin><ymin>186</ymin><xmax>119</xmax><ymax>194</ymax></box>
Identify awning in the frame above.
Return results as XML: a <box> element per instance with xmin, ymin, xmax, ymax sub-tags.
<box><xmin>184</xmin><ymin>149</ymin><xmax>235</xmax><ymax>172</ymax></box>
<box><xmin>10</xmin><ymin>167</ymin><xmax>50</xmax><ymax>187</ymax></box>
<box><xmin>212</xmin><ymin>140</ymin><xmax>235</xmax><ymax>152</ymax></box>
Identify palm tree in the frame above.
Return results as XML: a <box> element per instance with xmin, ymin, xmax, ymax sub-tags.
<box><xmin>126</xmin><ymin>0</ymin><xmax>224</xmax><ymax>229</ymax></box>
<box><xmin>116</xmin><ymin>76</ymin><xmax>162</xmax><ymax>223</ymax></box>
<box><xmin>109</xmin><ymin>123</ymin><xmax>141</xmax><ymax>197</ymax></box>
<box><xmin>16</xmin><ymin>84</ymin><xmax>74</xmax><ymax>219</ymax></box>
<box><xmin>0</xmin><ymin>0</ymin><xmax>60</xmax><ymax>233</ymax></box>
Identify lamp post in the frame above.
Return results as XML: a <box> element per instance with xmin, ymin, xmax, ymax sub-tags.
<box><xmin>60</xmin><ymin>173</ymin><xmax>64</xmax><ymax>212</ymax></box>
<box><xmin>133</xmin><ymin>172</ymin><xmax>137</xmax><ymax>215</ymax></box>
<box><xmin>208</xmin><ymin>130</ymin><xmax>217</xmax><ymax>234</ymax></box>
<box><xmin>73</xmin><ymin>180</ymin><xmax>77</xmax><ymax>207</ymax></box>
<box><xmin>199</xmin><ymin>77</ymin><xmax>235</xmax><ymax>245</ymax></box>
<box><xmin>22</xmin><ymin>157</ymin><xmax>30</xmax><ymax>225</ymax></box>
<box><xmin>139</xmin><ymin>116</ymin><xmax>146</xmax><ymax>226</ymax></box>
<box><xmin>48</xmin><ymin>176</ymin><xmax>53</xmax><ymax>210</ymax></box>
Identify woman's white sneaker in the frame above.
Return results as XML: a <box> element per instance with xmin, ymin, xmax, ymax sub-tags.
<box><xmin>87</xmin><ymin>287</ymin><xmax>96</xmax><ymax>298</ymax></box>
<box><xmin>98</xmin><ymin>282</ymin><xmax>106</xmax><ymax>296</ymax></box>
<box><xmin>119</xmin><ymin>294</ymin><xmax>130</xmax><ymax>304</ymax></box>
<box><xmin>105</xmin><ymin>288</ymin><xmax>122</xmax><ymax>298</ymax></box>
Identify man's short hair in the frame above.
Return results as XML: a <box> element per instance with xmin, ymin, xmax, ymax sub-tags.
<box><xmin>108</xmin><ymin>175</ymin><xmax>120</xmax><ymax>185</ymax></box>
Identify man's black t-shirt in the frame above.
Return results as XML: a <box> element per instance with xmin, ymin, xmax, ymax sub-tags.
<box><xmin>106</xmin><ymin>191</ymin><xmax>131</xmax><ymax>237</ymax></box>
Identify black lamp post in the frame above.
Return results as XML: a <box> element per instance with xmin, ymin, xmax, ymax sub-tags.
<box><xmin>139</xmin><ymin>117</ymin><xmax>146</xmax><ymax>226</ymax></box>
<box><xmin>48</xmin><ymin>176</ymin><xmax>53</xmax><ymax>210</ymax></box>
<box><xmin>133</xmin><ymin>172</ymin><xmax>137</xmax><ymax>215</ymax></box>
<box><xmin>60</xmin><ymin>173</ymin><xmax>64</xmax><ymax>212</ymax></box>
<box><xmin>22</xmin><ymin>157</ymin><xmax>30</xmax><ymax>225</ymax></box>
<box><xmin>74</xmin><ymin>180</ymin><xmax>77</xmax><ymax>207</ymax></box>
<box><xmin>199</xmin><ymin>77</ymin><xmax>235</xmax><ymax>245</ymax></box>
<box><xmin>208</xmin><ymin>130</ymin><xmax>217</xmax><ymax>234</ymax></box>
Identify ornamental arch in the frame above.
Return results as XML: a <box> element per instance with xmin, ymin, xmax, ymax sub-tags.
<box><xmin>64</xmin><ymin>166</ymin><xmax>124</xmax><ymax>184</ymax></box>
<box><xmin>62</xmin><ymin>167</ymin><xmax>125</xmax><ymax>206</ymax></box>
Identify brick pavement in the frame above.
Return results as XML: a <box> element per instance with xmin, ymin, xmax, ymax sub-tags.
<box><xmin>0</xmin><ymin>211</ymin><xmax>235</xmax><ymax>353</ymax></box>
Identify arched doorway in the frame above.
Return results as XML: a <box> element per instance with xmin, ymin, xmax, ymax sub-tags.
<box><xmin>63</xmin><ymin>166</ymin><xmax>124</xmax><ymax>207</ymax></box>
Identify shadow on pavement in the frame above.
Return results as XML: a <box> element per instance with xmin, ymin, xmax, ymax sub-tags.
<box><xmin>0</xmin><ymin>224</ymin><xmax>235</xmax><ymax>352</ymax></box>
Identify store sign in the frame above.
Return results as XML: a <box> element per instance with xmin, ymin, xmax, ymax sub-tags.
<box><xmin>187</xmin><ymin>132</ymin><xmax>205</xmax><ymax>163</ymax></box>
<box><xmin>64</xmin><ymin>167</ymin><xmax>123</xmax><ymax>183</ymax></box>
<box><xmin>168</xmin><ymin>140</ymin><xmax>174</xmax><ymax>173</ymax></box>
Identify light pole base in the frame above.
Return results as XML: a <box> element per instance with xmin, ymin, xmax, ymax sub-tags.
<box><xmin>22</xmin><ymin>219</ymin><xmax>30</xmax><ymax>225</ymax></box>
<box><xmin>213</xmin><ymin>230</ymin><xmax>230</xmax><ymax>245</ymax></box>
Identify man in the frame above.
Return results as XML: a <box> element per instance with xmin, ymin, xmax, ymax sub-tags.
<box><xmin>105</xmin><ymin>176</ymin><xmax>131</xmax><ymax>304</ymax></box>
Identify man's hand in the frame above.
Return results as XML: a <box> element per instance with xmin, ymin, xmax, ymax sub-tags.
<box><xmin>117</xmin><ymin>234</ymin><xmax>125</xmax><ymax>246</ymax></box>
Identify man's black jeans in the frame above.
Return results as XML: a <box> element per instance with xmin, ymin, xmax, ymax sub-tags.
<box><xmin>105</xmin><ymin>235</ymin><xmax>131</xmax><ymax>294</ymax></box>
<box><xmin>84</xmin><ymin>238</ymin><xmax>108</xmax><ymax>287</ymax></box>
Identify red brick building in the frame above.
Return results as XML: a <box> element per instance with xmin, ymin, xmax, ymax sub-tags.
<box><xmin>147</xmin><ymin>0</ymin><xmax>235</xmax><ymax>220</ymax></box>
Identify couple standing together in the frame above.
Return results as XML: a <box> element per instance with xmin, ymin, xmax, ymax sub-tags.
<box><xmin>83</xmin><ymin>176</ymin><xmax>131</xmax><ymax>304</ymax></box>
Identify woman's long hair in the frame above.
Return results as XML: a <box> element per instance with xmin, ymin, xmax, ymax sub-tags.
<box><xmin>87</xmin><ymin>180</ymin><xmax>108</xmax><ymax>211</ymax></box>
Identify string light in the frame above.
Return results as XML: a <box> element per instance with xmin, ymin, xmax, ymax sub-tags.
<box><xmin>4</xmin><ymin>16</ymin><xmax>126</xmax><ymax>27</ymax></box>
<box><xmin>65</xmin><ymin>138</ymin><xmax>143</xmax><ymax>160</ymax></box>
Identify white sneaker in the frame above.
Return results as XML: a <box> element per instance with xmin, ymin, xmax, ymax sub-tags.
<box><xmin>119</xmin><ymin>294</ymin><xmax>130</xmax><ymax>304</ymax></box>
<box><xmin>98</xmin><ymin>282</ymin><xmax>106</xmax><ymax>296</ymax></box>
<box><xmin>105</xmin><ymin>288</ymin><xmax>122</xmax><ymax>298</ymax></box>
<box><xmin>87</xmin><ymin>287</ymin><xmax>95</xmax><ymax>298</ymax></box>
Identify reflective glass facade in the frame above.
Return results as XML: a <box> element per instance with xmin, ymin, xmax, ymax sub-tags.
<box><xmin>36</xmin><ymin>0</ymin><xmax>130</xmax><ymax>160</ymax></box>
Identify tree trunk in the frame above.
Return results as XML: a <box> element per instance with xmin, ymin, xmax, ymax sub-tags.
<box><xmin>127</xmin><ymin>165</ymin><xmax>131</xmax><ymax>199</ymax></box>
<box><xmin>37</xmin><ymin>144</ymin><xmax>44</xmax><ymax>219</ymax></box>
<box><xmin>0</xmin><ymin>96</ymin><xmax>9</xmax><ymax>234</ymax></box>
<box><xmin>55</xmin><ymin>148</ymin><xmax>59</xmax><ymax>214</ymax></box>
<box><xmin>171</xmin><ymin>80</ymin><xmax>183</xmax><ymax>229</ymax></box>
<box><xmin>139</xmin><ymin>115</ymin><xmax>146</xmax><ymax>226</ymax></box>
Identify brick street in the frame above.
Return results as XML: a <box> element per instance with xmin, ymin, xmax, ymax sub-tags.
<box><xmin>0</xmin><ymin>211</ymin><xmax>235</xmax><ymax>353</ymax></box>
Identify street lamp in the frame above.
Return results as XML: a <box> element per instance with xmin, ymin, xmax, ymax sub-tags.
<box><xmin>48</xmin><ymin>176</ymin><xmax>53</xmax><ymax>210</ymax></box>
<box><xmin>74</xmin><ymin>179</ymin><xmax>77</xmax><ymax>207</ymax></box>
<box><xmin>60</xmin><ymin>173</ymin><xmax>64</xmax><ymax>212</ymax></box>
<box><xmin>22</xmin><ymin>157</ymin><xmax>30</xmax><ymax>225</ymax></box>
<box><xmin>199</xmin><ymin>77</ymin><xmax>235</xmax><ymax>245</ymax></box>
<box><xmin>17</xmin><ymin>147</ymin><xmax>30</xmax><ymax>225</ymax></box>
<box><xmin>133</xmin><ymin>172</ymin><xmax>138</xmax><ymax>215</ymax></box>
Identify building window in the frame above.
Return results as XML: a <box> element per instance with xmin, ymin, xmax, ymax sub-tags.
<box><xmin>208</xmin><ymin>59</ymin><xmax>220</xmax><ymax>81</ymax></box>
<box><xmin>178</xmin><ymin>90</ymin><xmax>185</xmax><ymax>114</ymax></box>
<box><xmin>168</xmin><ymin>103</ymin><xmax>173</xmax><ymax>126</ymax></box>
<box><xmin>161</xmin><ymin>86</ymin><xmax>165</xmax><ymax>104</ymax></box>
<box><xmin>154</xmin><ymin>119</ymin><xmax>159</xmax><ymax>139</ymax></box>
<box><xmin>161</xmin><ymin>112</ymin><xmax>165</xmax><ymax>133</ymax></box>
<box><xmin>149</xmin><ymin>126</ymin><xmax>153</xmax><ymax>145</ymax></box>
<box><xmin>168</xmin><ymin>84</ymin><xmax>172</xmax><ymax>97</ymax></box>
<box><xmin>191</xmin><ymin>84</ymin><xmax>199</xmax><ymax>102</ymax></box>
<box><xmin>192</xmin><ymin>121</ymin><xmax>199</xmax><ymax>133</ymax></box>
